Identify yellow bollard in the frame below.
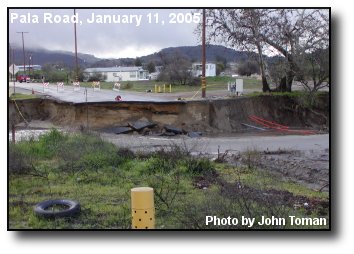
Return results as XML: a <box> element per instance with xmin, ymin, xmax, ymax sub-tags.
<box><xmin>163</xmin><ymin>84</ymin><xmax>166</xmax><ymax>93</ymax></box>
<box><xmin>154</xmin><ymin>84</ymin><xmax>157</xmax><ymax>93</ymax></box>
<box><xmin>169</xmin><ymin>84</ymin><xmax>172</xmax><ymax>93</ymax></box>
<box><xmin>158</xmin><ymin>85</ymin><xmax>161</xmax><ymax>93</ymax></box>
<box><xmin>131</xmin><ymin>187</ymin><xmax>155</xmax><ymax>229</ymax></box>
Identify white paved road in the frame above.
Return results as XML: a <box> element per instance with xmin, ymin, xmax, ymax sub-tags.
<box><xmin>9</xmin><ymin>82</ymin><xmax>172</xmax><ymax>103</ymax></box>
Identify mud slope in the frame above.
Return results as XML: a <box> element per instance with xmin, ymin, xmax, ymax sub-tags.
<box><xmin>9</xmin><ymin>94</ymin><xmax>329</xmax><ymax>133</ymax></box>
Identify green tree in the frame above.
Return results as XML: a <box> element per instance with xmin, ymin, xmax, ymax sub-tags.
<box><xmin>146</xmin><ymin>61</ymin><xmax>156</xmax><ymax>73</ymax></box>
<box><xmin>134</xmin><ymin>57</ymin><xmax>142</xmax><ymax>67</ymax></box>
<box><xmin>237</xmin><ymin>60</ymin><xmax>259</xmax><ymax>76</ymax></box>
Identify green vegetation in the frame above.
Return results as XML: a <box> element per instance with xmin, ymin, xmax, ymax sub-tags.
<box><xmin>9</xmin><ymin>129</ymin><xmax>329</xmax><ymax>229</ymax></box>
<box><xmin>77</xmin><ymin>76</ymin><xmax>261</xmax><ymax>94</ymax></box>
<box><xmin>246</xmin><ymin>90</ymin><xmax>329</xmax><ymax>109</ymax></box>
<box><xmin>9</xmin><ymin>93</ymin><xmax>39</xmax><ymax>100</ymax></box>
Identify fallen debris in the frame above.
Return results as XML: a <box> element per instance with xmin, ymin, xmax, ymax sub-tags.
<box><xmin>129</xmin><ymin>120</ymin><xmax>156</xmax><ymax>131</ymax></box>
<box><xmin>159</xmin><ymin>131</ymin><xmax>176</xmax><ymax>137</ymax></box>
<box><xmin>241</xmin><ymin>123</ymin><xmax>266</xmax><ymax>131</ymax></box>
<box><xmin>188</xmin><ymin>131</ymin><xmax>202</xmax><ymax>138</ymax></box>
<box><xmin>101</xmin><ymin>121</ymin><xmax>203</xmax><ymax>138</ymax></box>
<box><xmin>164</xmin><ymin>125</ymin><xmax>183</xmax><ymax>135</ymax></box>
<box><xmin>113</xmin><ymin>126</ymin><xmax>133</xmax><ymax>134</ymax></box>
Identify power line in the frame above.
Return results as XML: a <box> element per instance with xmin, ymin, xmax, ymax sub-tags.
<box><xmin>74</xmin><ymin>9</ymin><xmax>79</xmax><ymax>81</ymax></box>
<box><xmin>201</xmin><ymin>9</ymin><xmax>206</xmax><ymax>98</ymax></box>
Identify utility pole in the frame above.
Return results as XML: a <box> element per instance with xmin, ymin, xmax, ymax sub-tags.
<box><xmin>9</xmin><ymin>43</ymin><xmax>12</xmax><ymax>82</ymax></box>
<box><xmin>28</xmin><ymin>52</ymin><xmax>32</xmax><ymax>76</ymax></box>
<box><xmin>74</xmin><ymin>9</ymin><xmax>79</xmax><ymax>82</ymax></box>
<box><xmin>9</xmin><ymin>44</ymin><xmax>16</xmax><ymax>93</ymax></box>
<box><xmin>17</xmin><ymin>32</ymin><xmax>28</xmax><ymax>75</ymax></box>
<box><xmin>13</xmin><ymin>49</ymin><xmax>15</xmax><ymax>93</ymax></box>
<box><xmin>201</xmin><ymin>9</ymin><xmax>206</xmax><ymax>98</ymax></box>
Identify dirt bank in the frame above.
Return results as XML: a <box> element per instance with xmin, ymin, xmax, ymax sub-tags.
<box><xmin>8</xmin><ymin>94</ymin><xmax>329</xmax><ymax>133</ymax></box>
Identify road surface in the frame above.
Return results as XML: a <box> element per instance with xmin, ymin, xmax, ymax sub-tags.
<box><xmin>100</xmin><ymin>132</ymin><xmax>329</xmax><ymax>155</ymax></box>
<box><xmin>9</xmin><ymin>82</ymin><xmax>256</xmax><ymax>103</ymax></box>
<box><xmin>9</xmin><ymin>82</ymin><xmax>173</xmax><ymax>103</ymax></box>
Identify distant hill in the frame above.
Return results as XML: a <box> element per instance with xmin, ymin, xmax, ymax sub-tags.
<box><xmin>11</xmin><ymin>45</ymin><xmax>258</xmax><ymax>69</ymax></box>
<box><xmin>89</xmin><ymin>45</ymin><xmax>257</xmax><ymax>68</ymax></box>
<box><xmin>12</xmin><ymin>48</ymin><xmax>88</xmax><ymax>68</ymax></box>
<box><xmin>140</xmin><ymin>45</ymin><xmax>253</xmax><ymax>64</ymax></box>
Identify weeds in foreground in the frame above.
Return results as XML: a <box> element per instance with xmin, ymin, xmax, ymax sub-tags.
<box><xmin>8</xmin><ymin>129</ymin><xmax>329</xmax><ymax>229</ymax></box>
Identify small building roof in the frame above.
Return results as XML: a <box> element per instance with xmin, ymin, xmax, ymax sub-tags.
<box><xmin>192</xmin><ymin>62</ymin><xmax>215</xmax><ymax>65</ymax></box>
<box><xmin>84</xmin><ymin>66</ymin><xmax>146</xmax><ymax>73</ymax></box>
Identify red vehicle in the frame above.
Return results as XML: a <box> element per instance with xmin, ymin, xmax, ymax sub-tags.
<box><xmin>17</xmin><ymin>74</ymin><xmax>30</xmax><ymax>83</ymax></box>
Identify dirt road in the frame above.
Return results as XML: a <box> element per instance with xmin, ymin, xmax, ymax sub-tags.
<box><xmin>100</xmin><ymin>132</ymin><xmax>329</xmax><ymax>154</ymax></box>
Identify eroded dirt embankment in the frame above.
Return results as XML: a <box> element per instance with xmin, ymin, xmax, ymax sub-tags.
<box><xmin>8</xmin><ymin>94</ymin><xmax>329</xmax><ymax>133</ymax></box>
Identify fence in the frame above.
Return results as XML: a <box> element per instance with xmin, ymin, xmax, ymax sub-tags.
<box><xmin>57</xmin><ymin>82</ymin><xmax>64</xmax><ymax>92</ymax></box>
<box><xmin>154</xmin><ymin>84</ymin><xmax>172</xmax><ymax>93</ymax></box>
<box><xmin>43</xmin><ymin>82</ymin><xmax>49</xmax><ymax>92</ymax></box>
<box><xmin>73</xmin><ymin>82</ymin><xmax>80</xmax><ymax>91</ymax></box>
<box><xmin>113</xmin><ymin>83</ymin><xmax>121</xmax><ymax>92</ymax></box>
<box><xmin>92</xmin><ymin>81</ymin><xmax>100</xmax><ymax>91</ymax></box>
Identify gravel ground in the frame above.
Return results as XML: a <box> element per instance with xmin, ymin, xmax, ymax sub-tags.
<box><xmin>259</xmin><ymin>149</ymin><xmax>329</xmax><ymax>192</ymax></box>
<box><xmin>227</xmin><ymin>149</ymin><xmax>329</xmax><ymax>192</ymax></box>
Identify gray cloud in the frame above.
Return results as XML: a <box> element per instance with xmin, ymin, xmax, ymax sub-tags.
<box><xmin>9</xmin><ymin>9</ymin><xmax>200</xmax><ymax>58</ymax></box>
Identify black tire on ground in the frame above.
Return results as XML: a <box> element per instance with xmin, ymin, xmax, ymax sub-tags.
<box><xmin>34</xmin><ymin>199</ymin><xmax>80</xmax><ymax>218</ymax></box>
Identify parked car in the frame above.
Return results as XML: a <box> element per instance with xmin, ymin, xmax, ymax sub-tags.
<box><xmin>17</xmin><ymin>75</ymin><xmax>30</xmax><ymax>83</ymax></box>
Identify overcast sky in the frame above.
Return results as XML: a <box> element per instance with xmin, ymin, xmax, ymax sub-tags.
<box><xmin>9</xmin><ymin>9</ymin><xmax>200</xmax><ymax>58</ymax></box>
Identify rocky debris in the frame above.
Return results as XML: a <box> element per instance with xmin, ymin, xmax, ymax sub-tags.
<box><xmin>188</xmin><ymin>131</ymin><xmax>202</xmax><ymax>138</ymax></box>
<box><xmin>128</xmin><ymin>120</ymin><xmax>156</xmax><ymax>131</ymax></box>
<box><xmin>101</xmin><ymin>126</ymin><xmax>133</xmax><ymax>134</ymax></box>
<box><xmin>219</xmin><ymin>179</ymin><xmax>328</xmax><ymax>215</ymax></box>
<box><xmin>164</xmin><ymin>125</ymin><xmax>183</xmax><ymax>135</ymax></box>
<box><xmin>228</xmin><ymin>149</ymin><xmax>329</xmax><ymax>192</ymax></box>
<box><xmin>159</xmin><ymin>131</ymin><xmax>176</xmax><ymax>137</ymax></box>
<box><xmin>102</xmin><ymin>121</ymin><xmax>203</xmax><ymax>139</ymax></box>
<box><xmin>113</xmin><ymin>126</ymin><xmax>133</xmax><ymax>134</ymax></box>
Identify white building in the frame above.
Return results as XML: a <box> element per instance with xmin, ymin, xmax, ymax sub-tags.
<box><xmin>83</xmin><ymin>66</ymin><xmax>149</xmax><ymax>82</ymax></box>
<box><xmin>191</xmin><ymin>63</ymin><xmax>216</xmax><ymax>77</ymax></box>
<box><xmin>18</xmin><ymin>65</ymin><xmax>42</xmax><ymax>71</ymax></box>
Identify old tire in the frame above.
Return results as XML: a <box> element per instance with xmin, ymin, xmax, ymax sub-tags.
<box><xmin>34</xmin><ymin>199</ymin><xmax>80</xmax><ymax>218</ymax></box>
